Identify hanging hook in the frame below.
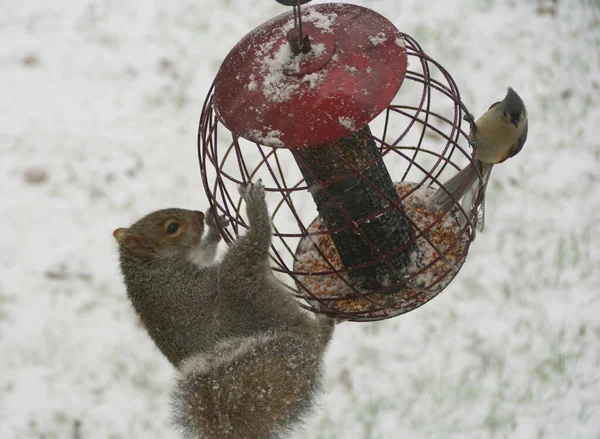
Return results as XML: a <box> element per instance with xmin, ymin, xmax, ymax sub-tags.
<box><xmin>273</xmin><ymin>0</ymin><xmax>312</xmax><ymax>5</ymax></box>
<box><xmin>286</xmin><ymin>0</ymin><xmax>311</xmax><ymax>55</ymax></box>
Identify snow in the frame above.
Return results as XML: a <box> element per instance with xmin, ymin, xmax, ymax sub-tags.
<box><xmin>286</xmin><ymin>42</ymin><xmax>326</xmax><ymax>75</ymax></box>
<box><xmin>1</xmin><ymin>1</ymin><xmax>600</xmax><ymax>439</ymax></box>
<box><xmin>258</xmin><ymin>37</ymin><xmax>326</xmax><ymax>102</ymax></box>
<box><xmin>304</xmin><ymin>9</ymin><xmax>338</xmax><ymax>33</ymax></box>
<box><xmin>301</xmin><ymin>71</ymin><xmax>325</xmax><ymax>89</ymax></box>
<box><xmin>253</xmin><ymin>7</ymin><xmax>336</xmax><ymax>106</ymax></box>
<box><xmin>395</xmin><ymin>36</ymin><xmax>406</xmax><ymax>48</ymax></box>
<box><xmin>369</xmin><ymin>32</ymin><xmax>388</xmax><ymax>46</ymax></box>
<box><xmin>247</xmin><ymin>128</ymin><xmax>285</xmax><ymax>148</ymax></box>
<box><xmin>260</xmin><ymin>41</ymin><xmax>300</xmax><ymax>103</ymax></box>
<box><xmin>338</xmin><ymin>116</ymin><xmax>357</xmax><ymax>131</ymax></box>
<box><xmin>280</xmin><ymin>8</ymin><xmax>338</xmax><ymax>34</ymax></box>
<box><xmin>247</xmin><ymin>74</ymin><xmax>257</xmax><ymax>91</ymax></box>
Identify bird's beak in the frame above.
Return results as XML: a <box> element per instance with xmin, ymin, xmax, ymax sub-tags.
<box><xmin>511</xmin><ymin>118</ymin><xmax>520</xmax><ymax>128</ymax></box>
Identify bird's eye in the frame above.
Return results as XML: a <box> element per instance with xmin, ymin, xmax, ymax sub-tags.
<box><xmin>166</xmin><ymin>221</ymin><xmax>179</xmax><ymax>235</ymax></box>
<box><xmin>503</xmin><ymin>111</ymin><xmax>509</xmax><ymax>118</ymax></box>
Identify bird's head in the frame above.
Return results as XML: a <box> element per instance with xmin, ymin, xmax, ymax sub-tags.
<box><xmin>502</xmin><ymin>87</ymin><xmax>526</xmax><ymax>128</ymax></box>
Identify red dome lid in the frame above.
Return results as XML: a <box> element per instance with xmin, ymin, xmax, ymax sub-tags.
<box><xmin>213</xmin><ymin>3</ymin><xmax>407</xmax><ymax>148</ymax></box>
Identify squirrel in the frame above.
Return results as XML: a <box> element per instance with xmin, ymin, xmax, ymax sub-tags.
<box><xmin>113</xmin><ymin>181</ymin><xmax>335</xmax><ymax>439</ymax></box>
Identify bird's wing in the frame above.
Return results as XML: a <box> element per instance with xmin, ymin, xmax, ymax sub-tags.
<box><xmin>510</xmin><ymin>119</ymin><xmax>528</xmax><ymax>158</ymax></box>
<box><xmin>497</xmin><ymin>120</ymin><xmax>528</xmax><ymax>163</ymax></box>
<box><xmin>487</xmin><ymin>101</ymin><xmax>502</xmax><ymax>110</ymax></box>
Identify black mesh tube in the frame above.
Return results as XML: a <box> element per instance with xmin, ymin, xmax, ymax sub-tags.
<box><xmin>292</xmin><ymin>126</ymin><xmax>416</xmax><ymax>291</ymax></box>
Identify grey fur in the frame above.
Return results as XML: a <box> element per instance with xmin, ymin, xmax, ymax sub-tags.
<box><xmin>115</xmin><ymin>182</ymin><xmax>335</xmax><ymax>439</ymax></box>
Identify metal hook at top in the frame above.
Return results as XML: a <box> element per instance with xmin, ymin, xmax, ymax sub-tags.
<box><xmin>276</xmin><ymin>0</ymin><xmax>313</xmax><ymax>55</ymax></box>
<box><xmin>274</xmin><ymin>0</ymin><xmax>312</xmax><ymax>5</ymax></box>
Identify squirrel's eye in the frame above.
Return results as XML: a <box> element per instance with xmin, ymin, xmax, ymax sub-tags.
<box><xmin>166</xmin><ymin>222</ymin><xmax>179</xmax><ymax>235</ymax></box>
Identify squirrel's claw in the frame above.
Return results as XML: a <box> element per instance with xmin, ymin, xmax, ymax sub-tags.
<box><xmin>205</xmin><ymin>206</ymin><xmax>229</xmax><ymax>229</ymax></box>
<box><xmin>238</xmin><ymin>179</ymin><xmax>265</xmax><ymax>203</ymax></box>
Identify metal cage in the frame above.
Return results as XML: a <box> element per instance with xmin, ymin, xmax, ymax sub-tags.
<box><xmin>198</xmin><ymin>31</ymin><xmax>483</xmax><ymax>322</ymax></box>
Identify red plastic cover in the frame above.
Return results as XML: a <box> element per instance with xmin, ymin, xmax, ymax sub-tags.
<box><xmin>214</xmin><ymin>3</ymin><xmax>407</xmax><ymax>148</ymax></box>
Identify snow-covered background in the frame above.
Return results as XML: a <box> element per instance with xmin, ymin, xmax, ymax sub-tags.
<box><xmin>1</xmin><ymin>0</ymin><xmax>599</xmax><ymax>438</ymax></box>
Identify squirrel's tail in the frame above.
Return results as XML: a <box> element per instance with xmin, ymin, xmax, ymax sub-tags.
<box><xmin>171</xmin><ymin>327</ymin><xmax>332</xmax><ymax>439</ymax></box>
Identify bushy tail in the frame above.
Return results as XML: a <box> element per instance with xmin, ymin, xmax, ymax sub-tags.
<box><xmin>171</xmin><ymin>327</ymin><xmax>332</xmax><ymax>439</ymax></box>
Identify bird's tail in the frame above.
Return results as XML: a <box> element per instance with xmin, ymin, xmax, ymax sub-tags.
<box><xmin>470</xmin><ymin>163</ymin><xmax>493</xmax><ymax>232</ymax></box>
<box><xmin>433</xmin><ymin>161</ymin><xmax>493</xmax><ymax>230</ymax></box>
<box><xmin>433</xmin><ymin>162</ymin><xmax>482</xmax><ymax>211</ymax></box>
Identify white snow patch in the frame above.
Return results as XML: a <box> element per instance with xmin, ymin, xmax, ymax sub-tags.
<box><xmin>247</xmin><ymin>128</ymin><xmax>285</xmax><ymax>148</ymax></box>
<box><xmin>284</xmin><ymin>42</ymin><xmax>326</xmax><ymax>75</ymax></box>
<box><xmin>280</xmin><ymin>9</ymin><xmax>337</xmax><ymax>35</ymax></box>
<box><xmin>338</xmin><ymin>117</ymin><xmax>356</xmax><ymax>131</ymax></box>
<box><xmin>301</xmin><ymin>72</ymin><xmax>325</xmax><ymax>89</ymax></box>
<box><xmin>261</xmin><ymin>130</ymin><xmax>285</xmax><ymax>148</ymax></box>
<box><xmin>247</xmin><ymin>74</ymin><xmax>257</xmax><ymax>91</ymax></box>
<box><xmin>304</xmin><ymin>9</ymin><xmax>338</xmax><ymax>33</ymax></box>
<box><xmin>369</xmin><ymin>32</ymin><xmax>388</xmax><ymax>46</ymax></box>
<box><xmin>258</xmin><ymin>39</ymin><xmax>327</xmax><ymax>102</ymax></box>
<box><xmin>260</xmin><ymin>42</ymin><xmax>299</xmax><ymax>103</ymax></box>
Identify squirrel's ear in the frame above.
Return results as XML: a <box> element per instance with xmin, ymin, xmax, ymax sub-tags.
<box><xmin>113</xmin><ymin>229</ymin><xmax>155</xmax><ymax>258</ymax></box>
<box><xmin>113</xmin><ymin>228</ymin><xmax>129</xmax><ymax>242</ymax></box>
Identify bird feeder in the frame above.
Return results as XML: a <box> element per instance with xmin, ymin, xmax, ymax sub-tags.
<box><xmin>198</xmin><ymin>1</ymin><xmax>484</xmax><ymax>321</ymax></box>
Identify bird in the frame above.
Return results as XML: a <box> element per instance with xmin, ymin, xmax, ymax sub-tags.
<box><xmin>433</xmin><ymin>87</ymin><xmax>528</xmax><ymax>231</ymax></box>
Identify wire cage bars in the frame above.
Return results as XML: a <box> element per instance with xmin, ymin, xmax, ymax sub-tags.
<box><xmin>198</xmin><ymin>32</ymin><xmax>483</xmax><ymax>322</ymax></box>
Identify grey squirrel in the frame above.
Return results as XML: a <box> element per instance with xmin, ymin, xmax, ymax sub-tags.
<box><xmin>113</xmin><ymin>181</ymin><xmax>335</xmax><ymax>439</ymax></box>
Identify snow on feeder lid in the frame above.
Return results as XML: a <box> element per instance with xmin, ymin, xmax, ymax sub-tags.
<box><xmin>200</xmin><ymin>1</ymin><xmax>482</xmax><ymax>321</ymax></box>
<box><xmin>213</xmin><ymin>2</ymin><xmax>408</xmax><ymax>148</ymax></box>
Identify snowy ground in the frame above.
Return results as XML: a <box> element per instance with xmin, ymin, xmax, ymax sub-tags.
<box><xmin>1</xmin><ymin>0</ymin><xmax>599</xmax><ymax>438</ymax></box>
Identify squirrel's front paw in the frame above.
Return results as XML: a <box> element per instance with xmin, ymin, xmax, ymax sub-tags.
<box><xmin>205</xmin><ymin>206</ymin><xmax>230</xmax><ymax>229</ymax></box>
<box><xmin>238</xmin><ymin>180</ymin><xmax>265</xmax><ymax>204</ymax></box>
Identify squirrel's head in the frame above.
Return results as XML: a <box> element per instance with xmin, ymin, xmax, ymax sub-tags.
<box><xmin>113</xmin><ymin>209</ymin><xmax>205</xmax><ymax>260</ymax></box>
